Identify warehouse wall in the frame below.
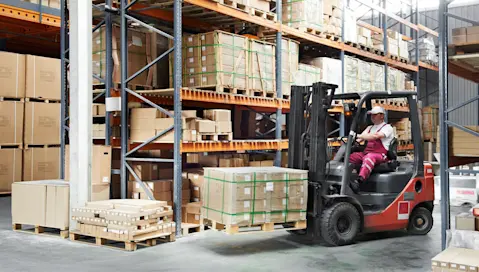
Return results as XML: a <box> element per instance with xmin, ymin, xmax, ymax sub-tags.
<box><xmin>365</xmin><ymin>4</ymin><xmax>479</xmax><ymax>125</ymax></box>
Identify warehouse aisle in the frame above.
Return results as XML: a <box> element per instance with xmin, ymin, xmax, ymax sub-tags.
<box><xmin>0</xmin><ymin>196</ymin><xmax>461</xmax><ymax>272</ymax></box>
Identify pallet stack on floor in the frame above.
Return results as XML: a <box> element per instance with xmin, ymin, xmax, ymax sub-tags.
<box><xmin>0</xmin><ymin>52</ymin><xmax>63</xmax><ymax>194</ymax></box>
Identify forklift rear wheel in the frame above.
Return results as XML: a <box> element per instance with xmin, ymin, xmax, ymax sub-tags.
<box><xmin>408</xmin><ymin>207</ymin><xmax>433</xmax><ymax>235</ymax></box>
<box><xmin>321</xmin><ymin>202</ymin><xmax>360</xmax><ymax>246</ymax></box>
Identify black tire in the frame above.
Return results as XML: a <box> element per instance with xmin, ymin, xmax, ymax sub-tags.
<box><xmin>408</xmin><ymin>207</ymin><xmax>433</xmax><ymax>235</ymax></box>
<box><xmin>320</xmin><ymin>202</ymin><xmax>361</xmax><ymax>246</ymax></box>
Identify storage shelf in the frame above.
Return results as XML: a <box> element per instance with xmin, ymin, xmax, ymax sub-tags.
<box><xmin>0</xmin><ymin>2</ymin><xmax>61</xmax><ymax>27</ymax></box>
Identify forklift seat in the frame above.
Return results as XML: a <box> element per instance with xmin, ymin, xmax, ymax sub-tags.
<box><xmin>372</xmin><ymin>138</ymin><xmax>399</xmax><ymax>174</ymax></box>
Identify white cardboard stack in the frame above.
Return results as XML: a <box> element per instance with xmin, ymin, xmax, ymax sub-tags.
<box><xmin>293</xmin><ymin>64</ymin><xmax>321</xmax><ymax>86</ymax></box>
<box><xmin>306</xmin><ymin>57</ymin><xmax>342</xmax><ymax>92</ymax></box>
<box><xmin>409</xmin><ymin>36</ymin><xmax>438</xmax><ymax>64</ymax></box>
<box><xmin>343</xmin><ymin>7</ymin><xmax>357</xmax><ymax>43</ymax></box>
<box><xmin>71</xmin><ymin>199</ymin><xmax>175</xmax><ymax>241</ymax></box>
<box><xmin>283</xmin><ymin>0</ymin><xmax>323</xmax><ymax>32</ymax></box>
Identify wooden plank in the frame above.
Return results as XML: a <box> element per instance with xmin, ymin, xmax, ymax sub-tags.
<box><xmin>357</xmin><ymin>20</ymin><xmax>412</xmax><ymax>41</ymax></box>
<box><xmin>355</xmin><ymin>0</ymin><xmax>418</xmax><ymax>31</ymax></box>
<box><xmin>418</xmin><ymin>24</ymin><xmax>438</xmax><ymax>37</ymax></box>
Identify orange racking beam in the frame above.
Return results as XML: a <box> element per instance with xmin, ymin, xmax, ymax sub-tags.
<box><xmin>419</xmin><ymin>61</ymin><xmax>439</xmax><ymax>71</ymax></box>
<box><xmin>0</xmin><ymin>4</ymin><xmax>60</xmax><ymax>27</ymax></box>
<box><xmin>357</xmin><ymin>20</ymin><xmax>412</xmax><ymax>41</ymax></box>
<box><xmin>448</xmin><ymin>61</ymin><xmax>479</xmax><ymax>84</ymax></box>
<box><xmin>418</xmin><ymin>24</ymin><xmax>439</xmax><ymax>37</ymax></box>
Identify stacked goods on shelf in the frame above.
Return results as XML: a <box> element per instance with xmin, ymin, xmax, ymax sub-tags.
<box><xmin>23</xmin><ymin>0</ymin><xmax>60</xmax><ymax>8</ymax></box>
<box><xmin>249</xmin><ymin>39</ymin><xmax>276</xmax><ymax>96</ymax></box>
<box><xmin>399</xmin><ymin>39</ymin><xmax>409</xmax><ymax>61</ymax></box>
<box><xmin>12</xmin><ymin>180</ymin><xmax>69</xmax><ymax>233</ymax></box>
<box><xmin>371</xmin><ymin>63</ymin><xmax>385</xmax><ymax>91</ymax></box>
<box><xmin>184</xmin><ymin>168</ymin><xmax>204</xmax><ymax>203</ymax></box>
<box><xmin>182</xmin><ymin>202</ymin><xmax>202</xmax><ymax>225</ymax></box>
<box><xmin>293</xmin><ymin>64</ymin><xmax>321</xmax><ymax>86</ymax></box>
<box><xmin>129</xmin><ymin>108</ymin><xmax>197</xmax><ymax>143</ymax></box>
<box><xmin>93</xmin><ymin>25</ymin><xmax>154</xmax><ymax>86</ymax></box>
<box><xmin>342</xmin><ymin>7</ymin><xmax>357</xmax><ymax>43</ymax></box>
<box><xmin>358</xmin><ymin>60</ymin><xmax>372</xmax><ymax>92</ymax></box>
<box><xmin>92</xmin><ymin>103</ymin><xmax>106</xmax><ymax>117</ymax></box>
<box><xmin>129</xmin><ymin>178</ymin><xmax>190</xmax><ymax>205</ymax></box>
<box><xmin>279</xmin><ymin>38</ymin><xmax>299</xmax><ymax>98</ymax></box>
<box><xmin>0</xmin><ymin>52</ymin><xmax>25</xmax><ymax>192</ymax></box>
<box><xmin>393</xmin><ymin>118</ymin><xmax>411</xmax><ymax>141</ymax></box>
<box><xmin>371</xmin><ymin>32</ymin><xmax>384</xmax><ymax>52</ymax></box>
<box><xmin>202</xmin><ymin>167</ymin><xmax>308</xmax><ymax>230</ymax></box>
<box><xmin>322</xmin><ymin>0</ymin><xmax>342</xmax><ymax>36</ymax></box>
<box><xmin>409</xmin><ymin>37</ymin><xmax>438</xmax><ymax>65</ymax></box>
<box><xmin>386</xmin><ymin>30</ymin><xmax>400</xmax><ymax>57</ymax></box>
<box><xmin>404</xmin><ymin>80</ymin><xmax>416</xmax><ymax>91</ymax></box>
<box><xmin>373</xmin><ymin>30</ymin><xmax>409</xmax><ymax>60</ymax></box>
<box><xmin>70</xmin><ymin>199</ymin><xmax>175</xmax><ymax>249</ymax></box>
<box><xmin>308</xmin><ymin>57</ymin><xmax>342</xmax><ymax>92</ymax></box>
<box><xmin>24</xmin><ymin>55</ymin><xmax>61</xmax><ymax>181</ymax></box>
<box><xmin>64</xmin><ymin>145</ymin><xmax>112</xmax><ymax>201</ymax></box>
<box><xmin>387</xmin><ymin>67</ymin><xmax>406</xmax><ymax>91</ymax></box>
<box><xmin>452</xmin><ymin>26</ymin><xmax>479</xmax><ymax>44</ymax></box>
<box><xmin>282</xmin><ymin>0</ymin><xmax>323</xmax><ymax>32</ymax></box>
<box><xmin>422</xmin><ymin>106</ymin><xmax>438</xmax><ymax>141</ymax></box>
<box><xmin>202</xmin><ymin>109</ymin><xmax>232</xmax><ymax>141</ymax></box>
<box><xmin>357</xmin><ymin>27</ymin><xmax>373</xmax><ymax>48</ymax></box>
<box><xmin>175</xmin><ymin>31</ymin><xmax>248</xmax><ymax>93</ymax></box>
<box><xmin>344</xmin><ymin>56</ymin><xmax>359</xmax><ymax>93</ymax></box>
<box><xmin>438</xmin><ymin>126</ymin><xmax>479</xmax><ymax>157</ymax></box>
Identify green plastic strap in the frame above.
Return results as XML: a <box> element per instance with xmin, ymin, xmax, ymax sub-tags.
<box><xmin>206</xmin><ymin>169</ymin><xmax>210</xmax><ymax>219</ymax></box>
<box><xmin>203</xmin><ymin>176</ymin><xmax>307</xmax><ymax>183</ymax></box>
<box><xmin>221</xmin><ymin>171</ymin><xmax>226</xmax><ymax>223</ymax></box>
<box><xmin>284</xmin><ymin>172</ymin><xmax>289</xmax><ymax>223</ymax></box>
<box><xmin>201</xmin><ymin>206</ymin><xmax>306</xmax><ymax>216</ymax></box>
<box><xmin>251</xmin><ymin>172</ymin><xmax>257</xmax><ymax>225</ymax></box>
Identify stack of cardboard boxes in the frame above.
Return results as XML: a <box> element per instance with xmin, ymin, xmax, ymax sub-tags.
<box><xmin>409</xmin><ymin>37</ymin><xmax>438</xmax><ymax>65</ymax></box>
<box><xmin>452</xmin><ymin>26</ymin><xmax>479</xmax><ymax>45</ymax></box>
<box><xmin>322</xmin><ymin>0</ymin><xmax>342</xmax><ymax>37</ymax></box>
<box><xmin>282</xmin><ymin>0</ymin><xmax>323</xmax><ymax>33</ymax></box>
<box><xmin>23</xmin><ymin>0</ymin><xmax>60</xmax><ymax>9</ymax></box>
<box><xmin>202</xmin><ymin>109</ymin><xmax>232</xmax><ymax>140</ymax></box>
<box><xmin>129</xmin><ymin>177</ymin><xmax>190</xmax><ymax>206</ymax></box>
<box><xmin>431</xmin><ymin>208</ymin><xmax>479</xmax><ymax>271</ymax></box>
<box><xmin>393</xmin><ymin>118</ymin><xmax>412</xmax><ymax>141</ymax></box>
<box><xmin>293</xmin><ymin>64</ymin><xmax>322</xmax><ymax>86</ymax></box>
<box><xmin>0</xmin><ymin>51</ymin><xmax>63</xmax><ymax>193</ymax></box>
<box><xmin>373</xmin><ymin>30</ymin><xmax>409</xmax><ymax>61</ymax></box>
<box><xmin>357</xmin><ymin>27</ymin><xmax>373</xmax><ymax>48</ymax></box>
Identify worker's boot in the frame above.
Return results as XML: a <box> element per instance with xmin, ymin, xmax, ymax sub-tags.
<box><xmin>349</xmin><ymin>177</ymin><xmax>364</xmax><ymax>194</ymax></box>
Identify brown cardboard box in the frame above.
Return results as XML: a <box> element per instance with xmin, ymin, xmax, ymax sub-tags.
<box><xmin>204</xmin><ymin>109</ymin><xmax>231</xmax><ymax>122</ymax></box>
<box><xmin>198</xmin><ymin>154</ymin><xmax>218</xmax><ymax>166</ymax></box>
<box><xmin>64</xmin><ymin>145</ymin><xmax>112</xmax><ymax>185</ymax></box>
<box><xmin>11</xmin><ymin>180</ymin><xmax>69</xmax><ymax>229</ymax></box>
<box><xmin>431</xmin><ymin>247</ymin><xmax>466</xmax><ymax>272</ymax></box>
<box><xmin>131</xmin><ymin>108</ymin><xmax>169</xmax><ymax>120</ymax></box>
<box><xmin>0</xmin><ymin>149</ymin><xmax>22</xmax><ymax>192</ymax></box>
<box><xmin>186</xmin><ymin>202</ymin><xmax>201</xmax><ymax>214</ymax></box>
<box><xmin>0</xmin><ymin>101</ymin><xmax>24</xmax><ymax>145</ymax></box>
<box><xmin>455</xmin><ymin>213</ymin><xmax>476</xmax><ymax>231</ymax></box>
<box><xmin>215</xmin><ymin>121</ymin><xmax>232</xmax><ymax>133</ymax></box>
<box><xmin>130</xmin><ymin>163</ymin><xmax>159</xmax><ymax>181</ymax></box>
<box><xmin>452</xmin><ymin>35</ymin><xmax>467</xmax><ymax>44</ymax></box>
<box><xmin>186</xmin><ymin>153</ymin><xmax>200</xmax><ymax>163</ymax></box>
<box><xmin>131</xmin><ymin>180</ymin><xmax>172</xmax><ymax>193</ymax></box>
<box><xmin>467</xmin><ymin>26</ymin><xmax>479</xmax><ymax>35</ymax></box>
<box><xmin>23</xmin><ymin>147</ymin><xmax>60</xmax><ymax>181</ymax></box>
<box><xmin>261</xmin><ymin>160</ymin><xmax>275</xmax><ymax>167</ymax></box>
<box><xmin>249</xmin><ymin>161</ymin><xmax>261</xmax><ymax>167</ymax></box>
<box><xmin>467</xmin><ymin>34</ymin><xmax>479</xmax><ymax>43</ymax></box>
<box><xmin>91</xmin><ymin>184</ymin><xmax>110</xmax><ymax>201</ymax></box>
<box><xmin>186</xmin><ymin>213</ymin><xmax>202</xmax><ymax>224</ymax></box>
<box><xmin>0</xmin><ymin>52</ymin><xmax>26</xmax><ymax>98</ymax></box>
<box><xmin>452</xmin><ymin>27</ymin><xmax>467</xmax><ymax>36</ymax></box>
<box><xmin>24</xmin><ymin>102</ymin><xmax>61</xmax><ymax>145</ymax></box>
<box><xmin>26</xmin><ymin>55</ymin><xmax>61</xmax><ymax>100</ymax></box>
<box><xmin>195</xmin><ymin>119</ymin><xmax>216</xmax><ymax>133</ymax></box>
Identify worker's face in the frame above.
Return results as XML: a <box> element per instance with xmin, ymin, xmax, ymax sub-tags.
<box><xmin>371</xmin><ymin>113</ymin><xmax>384</xmax><ymax>125</ymax></box>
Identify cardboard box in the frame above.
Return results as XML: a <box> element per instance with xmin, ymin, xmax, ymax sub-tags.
<box><xmin>431</xmin><ymin>247</ymin><xmax>469</xmax><ymax>272</ymax></box>
<box><xmin>195</xmin><ymin>119</ymin><xmax>216</xmax><ymax>133</ymax></box>
<box><xmin>203</xmin><ymin>109</ymin><xmax>231</xmax><ymax>122</ymax></box>
<box><xmin>215</xmin><ymin>121</ymin><xmax>232</xmax><ymax>133</ymax></box>
<box><xmin>452</xmin><ymin>35</ymin><xmax>467</xmax><ymax>45</ymax></box>
<box><xmin>131</xmin><ymin>108</ymin><xmax>168</xmax><ymax>120</ymax></box>
<box><xmin>198</xmin><ymin>154</ymin><xmax>218</xmax><ymax>166</ymax></box>
<box><xmin>11</xmin><ymin>180</ymin><xmax>69</xmax><ymax>229</ymax></box>
<box><xmin>186</xmin><ymin>201</ymin><xmax>202</xmax><ymax>214</ymax></box>
<box><xmin>467</xmin><ymin>34</ymin><xmax>479</xmax><ymax>43</ymax></box>
<box><xmin>24</xmin><ymin>102</ymin><xmax>61</xmax><ymax>145</ymax></box>
<box><xmin>26</xmin><ymin>55</ymin><xmax>61</xmax><ymax>100</ymax></box>
<box><xmin>0</xmin><ymin>149</ymin><xmax>22</xmax><ymax>192</ymax></box>
<box><xmin>23</xmin><ymin>147</ymin><xmax>60</xmax><ymax>181</ymax></box>
<box><xmin>91</xmin><ymin>184</ymin><xmax>110</xmax><ymax>201</ymax></box>
<box><xmin>456</xmin><ymin>213</ymin><xmax>476</xmax><ymax>231</ymax></box>
<box><xmin>130</xmin><ymin>163</ymin><xmax>159</xmax><ymax>181</ymax></box>
<box><xmin>0</xmin><ymin>101</ymin><xmax>24</xmax><ymax>145</ymax></box>
<box><xmin>452</xmin><ymin>27</ymin><xmax>467</xmax><ymax>36</ymax></box>
<box><xmin>0</xmin><ymin>52</ymin><xmax>26</xmax><ymax>98</ymax></box>
<box><xmin>186</xmin><ymin>153</ymin><xmax>200</xmax><ymax>164</ymax></box>
<box><xmin>64</xmin><ymin>145</ymin><xmax>112</xmax><ymax>185</ymax></box>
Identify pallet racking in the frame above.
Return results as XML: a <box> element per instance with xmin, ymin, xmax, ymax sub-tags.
<box><xmin>56</xmin><ymin>0</ymin><xmax>442</xmax><ymax>236</ymax></box>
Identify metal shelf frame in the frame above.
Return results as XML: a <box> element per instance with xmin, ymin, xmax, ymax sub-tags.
<box><xmin>438</xmin><ymin>0</ymin><xmax>479</xmax><ymax>250</ymax></box>
<box><xmin>59</xmin><ymin>0</ymin><xmax>440</xmax><ymax>236</ymax></box>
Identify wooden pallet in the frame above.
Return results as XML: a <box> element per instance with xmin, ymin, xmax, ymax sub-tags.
<box><xmin>0</xmin><ymin>144</ymin><xmax>22</xmax><ymax>149</ymax></box>
<box><xmin>398</xmin><ymin>140</ymin><xmax>413</xmax><ymax>146</ymax></box>
<box><xmin>298</xmin><ymin>27</ymin><xmax>322</xmax><ymax>36</ymax></box>
<box><xmin>181</xmin><ymin>223</ymin><xmax>204</xmax><ymax>236</ymax></box>
<box><xmin>250</xmin><ymin>89</ymin><xmax>276</xmax><ymax>98</ymax></box>
<box><xmin>23</xmin><ymin>144</ymin><xmax>61</xmax><ymax>149</ymax></box>
<box><xmin>321</xmin><ymin>33</ymin><xmax>340</xmax><ymax>41</ymax></box>
<box><xmin>93</xmin><ymin>83</ymin><xmax>153</xmax><ymax>91</ymax></box>
<box><xmin>0</xmin><ymin>97</ymin><xmax>25</xmax><ymax>102</ymax></box>
<box><xmin>390</xmin><ymin>55</ymin><xmax>410</xmax><ymax>64</ymax></box>
<box><xmin>282</xmin><ymin>94</ymin><xmax>290</xmax><ymax>100</ymax></box>
<box><xmin>205</xmin><ymin>219</ymin><xmax>307</xmax><ymax>234</ymax></box>
<box><xmin>212</xmin><ymin>0</ymin><xmax>277</xmax><ymax>22</ymax></box>
<box><xmin>196</xmin><ymin>132</ymin><xmax>233</xmax><ymax>142</ymax></box>
<box><xmin>214</xmin><ymin>0</ymin><xmax>249</xmax><ymax>12</ymax></box>
<box><xmin>250</xmin><ymin>7</ymin><xmax>277</xmax><ymax>22</ymax></box>
<box><xmin>69</xmin><ymin>230</ymin><xmax>175</xmax><ymax>251</ymax></box>
<box><xmin>24</xmin><ymin>97</ymin><xmax>61</xmax><ymax>103</ymax></box>
<box><xmin>13</xmin><ymin>224</ymin><xmax>69</xmax><ymax>239</ymax></box>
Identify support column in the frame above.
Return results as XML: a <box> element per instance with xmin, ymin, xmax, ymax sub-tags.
<box><xmin>173</xmin><ymin>0</ymin><xmax>183</xmax><ymax>235</ymax></box>
<box><xmin>383</xmin><ymin>0</ymin><xmax>388</xmax><ymax>91</ymax></box>
<box><xmin>274</xmin><ymin>0</ymin><xmax>283</xmax><ymax>167</ymax></box>
<box><xmin>438</xmin><ymin>0</ymin><xmax>450</xmax><ymax>250</ymax></box>
<box><xmin>60</xmin><ymin>0</ymin><xmax>67</xmax><ymax>179</ymax></box>
<box><xmin>120</xmin><ymin>0</ymin><xmax>129</xmax><ymax>199</ymax></box>
<box><xmin>69</xmin><ymin>0</ymin><xmax>93</xmax><ymax>228</ymax></box>
<box><xmin>105</xmin><ymin>0</ymin><xmax>113</xmax><ymax>145</ymax></box>
<box><xmin>415</xmin><ymin>0</ymin><xmax>420</xmax><ymax>93</ymax></box>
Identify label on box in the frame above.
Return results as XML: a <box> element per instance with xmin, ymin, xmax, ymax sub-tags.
<box><xmin>189</xmin><ymin>58</ymin><xmax>194</xmax><ymax>63</ymax></box>
<box><xmin>132</xmin><ymin>35</ymin><xmax>143</xmax><ymax>46</ymax></box>
<box><xmin>244</xmin><ymin>214</ymin><xmax>250</xmax><ymax>220</ymax></box>
<box><xmin>202</xmin><ymin>56</ymin><xmax>206</xmax><ymax>61</ymax></box>
<box><xmin>102</xmin><ymin>176</ymin><xmax>109</xmax><ymax>183</ymax></box>
<box><xmin>194</xmin><ymin>186</ymin><xmax>199</xmax><ymax>191</ymax></box>
<box><xmin>266</xmin><ymin>182</ymin><xmax>274</xmax><ymax>192</ymax></box>
<box><xmin>188</xmin><ymin>48</ymin><xmax>193</xmax><ymax>53</ymax></box>
<box><xmin>244</xmin><ymin>201</ymin><xmax>250</xmax><ymax>208</ymax></box>
<box><xmin>244</xmin><ymin>188</ymin><xmax>251</xmax><ymax>195</ymax></box>
<box><xmin>244</xmin><ymin>175</ymin><xmax>251</xmax><ymax>181</ymax></box>
<box><xmin>201</xmin><ymin>35</ymin><xmax>205</xmax><ymax>40</ymax></box>
<box><xmin>202</xmin><ymin>67</ymin><xmax>206</xmax><ymax>72</ymax></box>
<box><xmin>190</xmin><ymin>78</ymin><xmax>194</xmax><ymax>84</ymax></box>
<box><xmin>202</xmin><ymin>77</ymin><xmax>207</xmax><ymax>82</ymax></box>
<box><xmin>153</xmin><ymin>165</ymin><xmax>158</xmax><ymax>170</ymax></box>
<box><xmin>189</xmin><ymin>68</ymin><xmax>194</xmax><ymax>73</ymax></box>
<box><xmin>202</xmin><ymin>46</ymin><xmax>206</xmax><ymax>51</ymax></box>
<box><xmin>136</xmin><ymin>183</ymin><xmax>140</xmax><ymax>189</ymax></box>
<box><xmin>283</xmin><ymin>199</ymin><xmax>287</xmax><ymax>205</ymax></box>
<box><xmin>188</xmin><ymin>37</ymin><xmax>193</xmax><ymax>42</ymax></box>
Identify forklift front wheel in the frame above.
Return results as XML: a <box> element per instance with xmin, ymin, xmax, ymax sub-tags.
<box><xmin>321</xmin><ymin>202</ymin><xmax>360</xmax><ymax>246</ymax></box>
<box><xmin>407</xmin><ymin>207</ymin><xmax>433</xmax><ymax>235</ymax></box>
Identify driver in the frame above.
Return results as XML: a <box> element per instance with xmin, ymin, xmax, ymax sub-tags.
<box><xmin>349</xmin><ymin>106</ymin><xmax>394</xmax><ymax>194</ymax></box>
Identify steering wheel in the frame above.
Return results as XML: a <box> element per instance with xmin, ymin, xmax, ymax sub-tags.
<box><xmin>339</xmin><ymin>136</ymin><xmax>348</xmax><ymax>145</ymax></box>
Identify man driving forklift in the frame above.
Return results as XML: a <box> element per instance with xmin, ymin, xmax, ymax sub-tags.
<box><xmin>349</xmin><ymin>106</ymin><xmax>394</xmax><ymax>194</ymax></box>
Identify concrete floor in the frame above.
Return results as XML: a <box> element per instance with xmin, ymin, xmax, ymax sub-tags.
<box><xmin>0</xmin><ymin>196</ymin><xmax>465</xmax><ymax>272</ymax></box>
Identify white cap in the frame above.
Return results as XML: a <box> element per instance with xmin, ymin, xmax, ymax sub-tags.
<box><xmin>367</xmin><ymin>106</ymin><xmax>385</xmax><ymax>115</ymax></box>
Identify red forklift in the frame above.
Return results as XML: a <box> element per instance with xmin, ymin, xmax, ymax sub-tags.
<box><xmin>287</xmin><ymin>82</ymin><xmax>435</xmax><ymax>246</ymax></box>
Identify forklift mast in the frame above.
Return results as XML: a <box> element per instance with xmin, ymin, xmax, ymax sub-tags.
<box><xmin>288</xmin><ymin>83</ymin><xmax>337</xmax><ymax>184</ymax></box>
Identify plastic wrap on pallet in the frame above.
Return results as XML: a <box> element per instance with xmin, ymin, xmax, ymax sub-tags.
<box><xmin>409</xmin><ymin>36</ymin><xmax>438</xmax><ymax>64</ymax></box>
<box><xmin>344</xmin><ymin>56</ymin><xmax>359</xmax><ymax>93</ymax></box>
<box><xmin>281</xmin><ymin>39</ymin><xmax>300</xmax><ymax>98</ymax></box>
<box><xmin>447</xmin><ymin>230</ymin><xmax>479</xmax><ymax>250</ymax></box>
<box><xmin>307</xmin><ymin>57</ymin><xmax>341</xmax><ymax>93</ymax></box>
<box><xmin>399</xmin><ymin>39</ymin><xmax>409</xmax><ymax>60</ymax></box>
<box><xmin>293</xmin><ymin>64</ymin><xmax>321</xmax><ymax>86</ymax></box>
<box><xmin>283</xmin><ymin>0</ymin><xmax>323</xmax><ymax>32</ymax></box>
<box><xmin>343</xmin><ymin>7</ymin><xmax>357</xmax><ymax>43</ymax></box>
<box><xmin>370</xmin><ymin>63</ymin><xmax>385</xmax><ymax>91</ymax></box>
<box><xmin>358</xmin><ymin>60</ymin><xmax>371</xmax><ymax>92</ymax></box>
<box><xmin>249</xmin><ymin>39</ymin><xmax>276</xmax><ymax>93</ymax></box>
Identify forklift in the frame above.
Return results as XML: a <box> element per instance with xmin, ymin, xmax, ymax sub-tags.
<box><xmin>287</xmin><ymin>82</ymin><xmax>435</xmax><ymax>246</ymax></box>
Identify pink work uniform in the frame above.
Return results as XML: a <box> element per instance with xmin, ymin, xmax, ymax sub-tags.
<box><xmin>349</xmin><ymin>123</ymin><xmax>389</xmax><ymax>180</ymax></box>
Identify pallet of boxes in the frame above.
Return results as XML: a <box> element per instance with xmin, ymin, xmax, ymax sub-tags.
<box><xmin>202</xmin><ymin>167</ymin><xmax>308</xmax><ymax>234</ymax></box>
<box><xmin>431</xmin><ymin>206</ymin><xmax>479</xmax><ymax>271</ymax></box>
<box><xmin>70</xmin><ymin>199</ymin><xmax>175</xmax><ymax>251</ymax></box>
